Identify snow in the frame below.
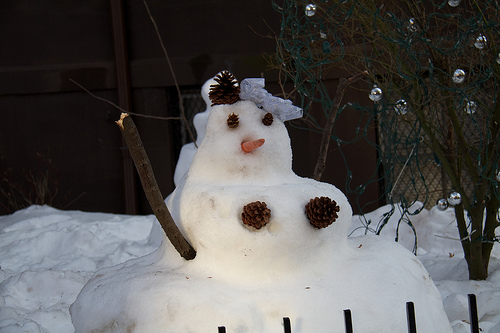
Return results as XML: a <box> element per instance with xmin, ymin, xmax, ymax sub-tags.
<box><xmin>350</xmin><ymin>203</ymin><xmax>500</xmax><ymax>332</ymax></box>
<box><xmin>71</xmin><ymin>94</ymin><xmax>448</xmax><ymax>332</ymax></box>
<box><xmin>0</xmin><ymin>206</ymin><xmax>158</xmax><ymax>333</ymax></box>
<box><xmin>1</xmin><ymin>74</ymin><xmax>499</xmax><ymax>332</ymax></box>
<box><xmin>1</xmin><ymin>205</ymin><xmax>499</xmax><ymax>332</ymax></box>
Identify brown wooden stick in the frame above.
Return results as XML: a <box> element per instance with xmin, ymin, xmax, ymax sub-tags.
<box><xmin>116</xmin><ymin>113</ymin><xmax>196</xmax><ymax>260</ymax></box>
<box><xmin>313</xmin><ymin>70</ymin><xmax>369</xmax><ymax>181</ymax></box>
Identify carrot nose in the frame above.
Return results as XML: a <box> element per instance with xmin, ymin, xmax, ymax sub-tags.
<box><xmin>241</xmin><ymin>138</ymin><xmax>265</xmax><ymax>153</ymax></box>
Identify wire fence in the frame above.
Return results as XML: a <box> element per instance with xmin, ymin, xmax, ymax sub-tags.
<box><xmin>379</xmin><ymin>98</ymin><xmax>479</xmax><ymax>210</ymax></box>
<box><xmin>271</xmin><ymin>0</ymin><xmax>500</xmax><ymax>258</ymax></box>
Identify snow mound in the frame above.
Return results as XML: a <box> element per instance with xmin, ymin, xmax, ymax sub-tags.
<box><xmin>0</xmin><ymin>205</ymin><xmax>158</xmax><ymax>333</ymax></box>
<box><xmin>70</xmin><ymin>94</ymin><xmax>452</xmax><ymax>332</ymax></box>
<box><xmin>0</xmin><ymin>205</ymin><xmax>498</xmax><ymax>332</ymax></box>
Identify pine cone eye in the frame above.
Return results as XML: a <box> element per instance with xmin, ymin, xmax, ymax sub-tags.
<box><xmin>305</xmin><ymin>196</ymin><xmax>340</xmax><ymax>229</ymax></box>
<box><xmin>227</xmin><ymin>113</ymin><xmax>239</xmax><ymax>128</ymax></box>
<box><xmin>209</xmin><ymin>71</ymin><xmax>241</xmax><ymax>106</ymax></box>
<box><xmin>242</xmin><ymin>201</ymin><xmax>271</xmax><ymax>230</ymax></box>
<box><xmin>262</xmin><ymin>112</ymin><xmax>273</xmax><ymax>126</ymax></box>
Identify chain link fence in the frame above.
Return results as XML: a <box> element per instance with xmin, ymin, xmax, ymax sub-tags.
<box><xmin>378</xmin><ymin>101</ymin><xmax>478</xmax><ymax>210</ymax></box>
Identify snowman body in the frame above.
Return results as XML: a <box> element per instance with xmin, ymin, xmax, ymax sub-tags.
<box><xmin>70</xmin><ymin>75</ymin><xmax>452</xmax><ymax>333</ymax></box>
<box><xmin>167</xmin><ymin>100</ymin><xmax>352</xmax><ymax>278</ymax></box>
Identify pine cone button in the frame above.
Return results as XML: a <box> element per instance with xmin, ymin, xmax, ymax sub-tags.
<box><xmin>305</xmin><ymin>196</ymin><xmax>340</xmax><ymax>229</ymax></box>
<box><xmin>242</xmin><ymin>201</ymin><xmax>271</xmax><ymax>230</ymax></box>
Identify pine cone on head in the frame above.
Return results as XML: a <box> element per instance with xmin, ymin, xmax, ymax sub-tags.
<box><xmin>242</xmin><ymin>201</ymin><xmax>271</xmax><ymax>230</ymax></box>
<box><xmin>209</xmin><ymin>71</ymin><xmax>241</xmax><ymax>106</ymax></box>
<box><xmin>305</xmin><ymin>197</ymin><xmax>340</xmax><ymax>229</ymax></box>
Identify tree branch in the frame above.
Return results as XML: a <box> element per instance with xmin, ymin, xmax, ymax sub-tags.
<box><xmin>70</xmin><ymin>79</ymin><xmax>181</xmax><ymax>121</ymax></box>
<box><xmin>116</xmin><ymin>113</ymin><xmax>196</xmax><ymax>260</ymax></box>
<box><xmin>142</xmin><ymin>0</ymin><xmax>197</xmax><ymax>147</ymax></box>
<box><xmin>313</xmin><ymin>70</ymin><xmax>369</xmax><ymax>181</ymax></box>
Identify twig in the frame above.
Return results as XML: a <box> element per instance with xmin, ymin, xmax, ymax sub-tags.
<box><xmin>389</xmin><ymin>136</ymin><xmax>423</xmax><ymax>198</ymax></box>
<box><xmin>435</xmin><ymin>229</ymin><xmax>476</xmax><ymax>242</ymax></box>
<box><xmin>313</xmin><ymin>70</ymin><xmax>369</xmax><ymax>180</ymax></box>
<box><xmin>142</xmin><ymin>0</ymin><xmax>198</xmax><ymax>147</ymax></box>
<box><xmin>116</xmin><ymin>113</ymin><xmax>196</xmax><ymax>260</ymax></box>
<box><xmin>70</xmin><ymin>79</ymin><xmax>181</xmax><ymax>121</ymax></box>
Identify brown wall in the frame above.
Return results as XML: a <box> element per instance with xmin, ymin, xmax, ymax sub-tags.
<box><xmin>0</xmin><ymin>0</ymin><xmax>380</xmax><ymax>215</ymax></box>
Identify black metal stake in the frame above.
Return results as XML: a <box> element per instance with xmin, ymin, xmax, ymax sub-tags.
<box><xmin>406</xmin><ymin>302</ymin><xmax>417</xmax><ymax>333</ymax></box>
<box><xmin>216</xmin><ymin>296</ymin><xmax>480</xmax><ymax>333</ymax></box>
<box><xmin>283</xmin><ymin>317</ymin><xmax>292</xmax><ymax>333</ymax></box>
<box><xmin>468</xmin><ymin>294</ymin><xmax>479</xmax><ymax>333</ymax></box>
<box><xmin>344</xmin><ymin>309</ymin><xmax>353</xmax><ymax>333</ymax></box>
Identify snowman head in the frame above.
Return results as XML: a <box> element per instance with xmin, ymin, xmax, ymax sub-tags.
<box><xmin>187</xmin><ymin>100</ymin><xmax>294</xmax><ymax>184</ymax></box>
<box><xmin>186</xmin><ymin>72</ymin><xmax>295</xmax><ymax>185</ymax></box>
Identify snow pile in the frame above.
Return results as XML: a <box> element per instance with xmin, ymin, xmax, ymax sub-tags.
<box><xmin>0</xmin><ymin>206</ymin><xmax>158</xmax><ymax>333</ymax></box>
<box><xmin>351</xmin><ymin>203</ymin><xmax>500</xmax><ymax>332</ymax></box>
<box><xmin>1</xmin><ymin>204</ymin><xmax>499</xmax><ymax>332</ymax></box>
<box><xmin>69</xmin><ymin>79</ymin><xmax>451</xmax><ymax>332</ymax></box>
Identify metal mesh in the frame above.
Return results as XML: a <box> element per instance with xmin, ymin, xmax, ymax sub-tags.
<box><xmin>168</xmin><ymin>87</ymin><xmax>206</xmax><ymax>160</ymax></box>
<box><xmin>378</xmin><ymin>99</ymin><xmax>481</xmax><ymax>209</ymax></box>
<box><xmin>180</xmin><ymin>89</ymin><xmax>206</xmax><ymax>145</ymax></box>
<box><xmin>378</xmin><ymin>108</ymin><xmax>449</xmax><ymax>209</ymax></box>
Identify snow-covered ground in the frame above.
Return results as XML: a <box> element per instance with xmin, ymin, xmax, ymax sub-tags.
<box><xmin>1</xmin><ymin>203</ymin><xmax>499</xmax><ymax>332</ymax></box>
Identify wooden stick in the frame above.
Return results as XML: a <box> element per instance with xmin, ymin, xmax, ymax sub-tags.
<box><xmin>116</xmin><ymin>113</ymin><xmax>196</xmax><ymax>260</ymax></box>
<box><xmin>313</xmin><ymin>70</ymin><xmax>369</xmax><ymax>181</ymax></box>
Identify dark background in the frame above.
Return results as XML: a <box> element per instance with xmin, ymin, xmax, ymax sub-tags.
<box><xmin>0</xmin><ymin>0</ymin><xmax>379</xmax><ymax>215</ymax></box>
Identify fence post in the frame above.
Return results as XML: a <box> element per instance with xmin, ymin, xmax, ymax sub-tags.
<box><xmin>344</xmin><ymin>309</ymin><xmax>353</xmax><ymax>333</ymax></box>
<box><xmin>218</xmin><ymin>326</ymin><xmax>226</xmax><ymax>333</ymax></box>
<box><xmin>468</xmin><ymin>294</ymin><xmax>479</xmax><ymax>333</ymax></box>
<box><xmin>406</xmin><ymin>302</ymin><xmax>417</xmax><ymax>333</ymax></box>
<box><xmin>283</xmin><ymin>317</ymin><xmax>292</xmax><ymax>333</ymax></box>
